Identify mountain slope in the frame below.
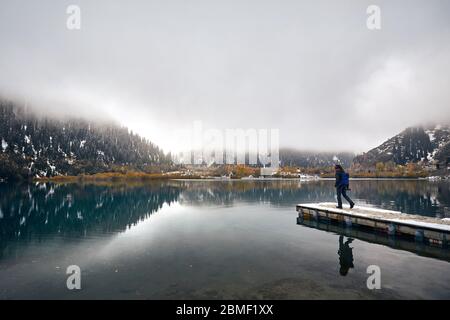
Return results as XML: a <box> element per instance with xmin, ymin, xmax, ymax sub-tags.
<box><xmin>0</xmin><ymin>101</ymin><xmax>171</xmax><ymax>179</ymax></box>
<box><xmin>280</xmin><ymin>148</ymin><xmax>355</xmax><ymax>168</ymax></box>
<box><xmin>353</xmin><ymin>125</ymin><xmax>450</xmax><ymax>168</ymax></box>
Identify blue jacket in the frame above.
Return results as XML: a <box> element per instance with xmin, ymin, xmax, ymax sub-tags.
<box><xmin>335</xmin><ymin>171</ymin><xmax>349</xmax><ymax>188</ymax></box>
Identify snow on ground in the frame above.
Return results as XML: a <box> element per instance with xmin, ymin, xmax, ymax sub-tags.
<box><xmin>1</xmin><ymin>138</ymin><xmax>7</xmax><ymax>152</ymax></box>
<box><xmin>426</xmin><ymin>129</ymin><xmax>435</xmax><ymax>142</ymax></box>
<box><xmin>298</xmin><ymin>202</ymin><xmax>450</xmax><ymax>231</ymax></box>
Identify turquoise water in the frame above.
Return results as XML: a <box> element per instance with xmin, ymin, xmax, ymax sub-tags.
<box><xmin>0</xmin><ymin>179</ymin><xmax>449</xmax><ymax>299</ymax></box>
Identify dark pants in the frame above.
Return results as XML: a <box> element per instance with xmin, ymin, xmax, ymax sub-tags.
<box><xmin>337</xmin><ymin>185</ymin><xmax>354</xmax><ymax>208</ymax></box>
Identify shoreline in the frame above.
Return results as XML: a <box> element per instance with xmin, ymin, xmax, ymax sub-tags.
<box><xmin>28</xmin><ymin>174</ymin><xmax>445</xmax><ymax>184</ymax></box>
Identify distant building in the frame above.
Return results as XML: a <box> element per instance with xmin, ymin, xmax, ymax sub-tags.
<box><xmin>260</xmin><ymin>167</ymin><xmax>278</xmax><ymax>177</ymax></box>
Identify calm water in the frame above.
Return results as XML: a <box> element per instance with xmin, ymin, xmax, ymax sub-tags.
<box><xmin>0</xmin><ymin>179</ymin><xmax>449</xmax><ymax>299</ymax></box>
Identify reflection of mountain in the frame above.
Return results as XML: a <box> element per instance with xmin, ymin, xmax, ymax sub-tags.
<box><xmin>350</xmin><ymin>180</ymin><xmax>450</xmax><ymax>218</ymax></box>
<box><xmin>177</xmin><ymin>180</ymin><xmax>336</xmax><ymax>207</ymax></box>
<box><xmin>0</xmin><ymin>182</ymin><xmax>181</xmax><ymax>245</ymax></box>
<box><xmin>1</xmin><ymin>180</ymin><xmax>449</xmax><ymax>257</ymax></box>
<box><xmin>176</xmin><ymin>180</ymin><xmax>450</xmax><ymax>218</ymax></box>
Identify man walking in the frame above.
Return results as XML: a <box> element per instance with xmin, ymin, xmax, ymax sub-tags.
<box><xmin>335</xmin><ymin>164</ymin><xmax>355</xmax><ymax>209</ymax></box>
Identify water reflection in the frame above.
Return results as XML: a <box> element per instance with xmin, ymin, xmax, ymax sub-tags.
<box><xmin>297</xmin><ymin>215</ymin><xmax>450</xmax><ymax>262</ymax></box>
<box><xmin>178</xmin><ymin>180</ymin><xmax>335</xmax><ymax>207</ymax></box>
<box><xmin>0</xmin><ymin>179</ymin><xmax>449</xmax><ymax>299</ymax></box>
<box><xmin>0</xmin><ymin>182</ymin><xmax>181</xmax><ymax>259</ymax></box>
<box><xmin>338</xmin><ymin>236</ymin><xmax>354</xmax><ymax>276</ymax></box>
<box><xmin>1</xmin><ymin>179</ymin><xmax>450</xmax><ymax>259</ymax></box>
<box><xmin>178</xmin><ymin>180</ymin><xmax>450</xmax><ymax>218</ymax></box>
<box><xmin>352</xmin><ymin>180</ymin><xmax>450</xmax><ymax>218</ymax></box>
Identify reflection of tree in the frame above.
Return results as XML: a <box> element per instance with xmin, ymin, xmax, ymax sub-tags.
<box><xmin>0</xmin><ymin>182</ymin><xmax>181</xmax><ymax>246</ymax></box>
<box><xmin>177</xmin><ymin>180</ymin><xmax>450</xmax><ymax>218</ymax></box>
<box><xmin>178</xmin><ymin>180</ymin><xmax>336</xmax><ymax>207</ymax></box>
<box><xmin>350</xmin><ymin>180</ymin><xmax>450</xmax><ymax>218</ymax></box>
<box><xmin>436</xmin><ymin>182</ymin><xmax>450</xmax><ymax>217</ymax></box>
<box><xmin>1</xmin><ymin>179</ymin><xmax>449</xmax><ymax>258</ymax></box>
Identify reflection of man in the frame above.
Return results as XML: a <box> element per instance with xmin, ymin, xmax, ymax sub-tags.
<box><xmin>338</xmin><ymin>235</ymin><xmax>354</xmax><ymax>276</ymax></box>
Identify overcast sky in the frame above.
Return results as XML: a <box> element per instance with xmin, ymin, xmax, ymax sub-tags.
<box><xmin>1</xmin><ymin>0</ymin><xmax>449</xmax><ymax>153</ymax></box>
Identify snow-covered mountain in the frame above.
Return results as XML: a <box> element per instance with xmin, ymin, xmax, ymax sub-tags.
<box><xmin>353</xmin><ymin>125</ymin><xmax>450</xmax><ymax>168</ymax></box>
<box><xmin>0</xmin><ymin>101</ymin><xmax>171</xmax><ymax>179</ymax></box>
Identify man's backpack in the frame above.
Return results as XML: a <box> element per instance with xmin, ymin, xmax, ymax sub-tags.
<box><xmin>342</xmin><ymin>172</ymin><xmax>350</xmax><ymax>189</ymax></box>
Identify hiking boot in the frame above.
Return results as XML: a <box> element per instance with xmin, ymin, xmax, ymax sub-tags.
<box><xmin>336</xmin><ymin>206</ymin><xmax>343</xmax><ymax>209</ymax></box>
<box><xmin>350</xmin><ymin>203</ymin><xmax>355</xmax><ymax>209</ymax></box>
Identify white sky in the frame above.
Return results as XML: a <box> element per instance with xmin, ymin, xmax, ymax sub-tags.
<box><xmin>1</xmin><ymin>0</ymin><xmax>449</xmax><ymax>153</ymax></box>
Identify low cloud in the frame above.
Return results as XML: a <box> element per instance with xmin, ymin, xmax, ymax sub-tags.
<box><xmin>1</xmin><ymin>0</ymin><xmax>449</xmax><ymax>152</ymax></box>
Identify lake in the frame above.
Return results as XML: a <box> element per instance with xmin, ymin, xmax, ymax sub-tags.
<box><xmin>0</xmin><ymin>179</ymin><xmax>449</xmax><ymax>299</ymax></box>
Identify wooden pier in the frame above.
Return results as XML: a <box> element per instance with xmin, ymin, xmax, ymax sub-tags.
<box><xmin>296</xmin><ymin>203</ymin><xmax>450</xmax><ymax>248</ymax></box>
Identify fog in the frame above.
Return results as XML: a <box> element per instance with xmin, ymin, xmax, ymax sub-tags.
<box><xmin>1</xmin><ymin>0</ymin><xmax>449</xmax><ymax>153</ymax></box>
